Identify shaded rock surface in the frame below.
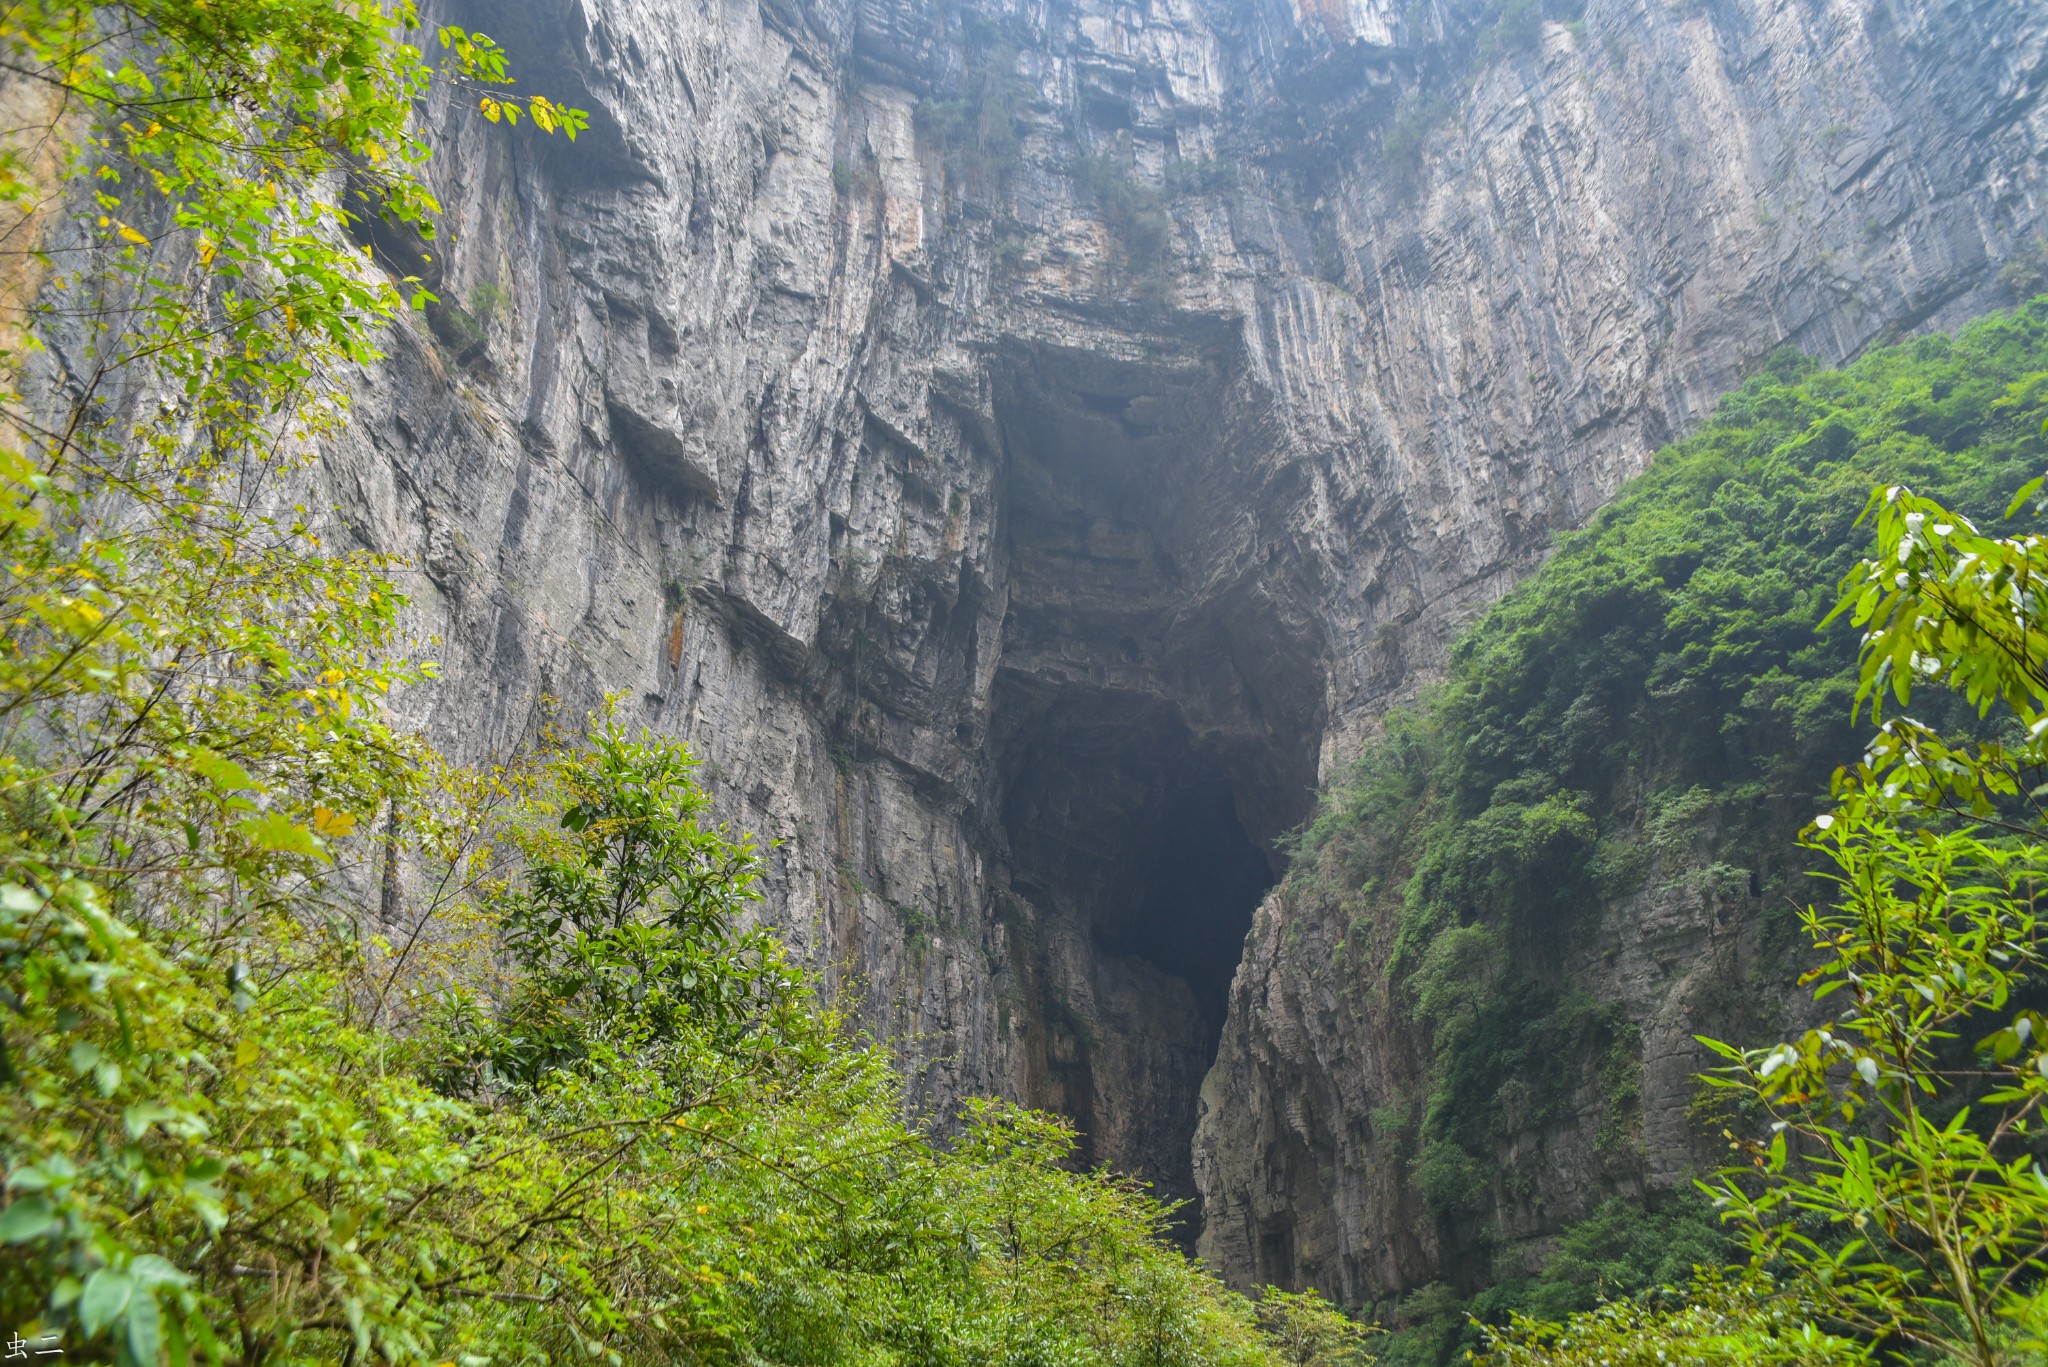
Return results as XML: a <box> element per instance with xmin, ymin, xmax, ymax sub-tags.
<box><xmin>329</xmin><ymin>0</ymin><xmax>2047</xmax><ymax>1292</ymax></box>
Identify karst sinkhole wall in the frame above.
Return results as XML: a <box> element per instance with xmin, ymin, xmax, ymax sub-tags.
<box><xmin>979</xmin><ymin>341</ymin><xmax>1324</xmax><ymax>1234</ymax></box>
<box><xmin>310</xmin><ymin>0</ymin><xmax>2048</xmax><ymax>1302</ymax></box>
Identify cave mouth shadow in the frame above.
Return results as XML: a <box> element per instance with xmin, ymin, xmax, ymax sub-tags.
<box><xmin>990</xmin><ymin>673</ymin><xmax>1306</xmax><ymax>1233</ymax></box>
<box><xmin>1098</xmin><ymin>780</ymin><xmax>1274</xmax><ymax>1051</ymax></box>
<box><xmin>982</xmin><ymin>336</ymin><xmax>1324</xmax><ymax>1238</ymax></box>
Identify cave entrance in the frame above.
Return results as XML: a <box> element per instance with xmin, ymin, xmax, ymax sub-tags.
<box><xmin>992</xmin><ymin>677</ymin><xmax>1287</xmax><ymax>1239</ymax></box>
<box><xmin>985</xmin><ymin>338</ymin><xmax>1323</xmax><ymax>1242</ymax></box>
<box><xmin>1108</xmin><ymin>782</ymin><xmax>1274</xmax><ymax>1041</ymax></box>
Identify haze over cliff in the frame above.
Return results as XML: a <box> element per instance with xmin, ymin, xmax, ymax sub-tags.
<box><xmin>332</xmin><ymin>0</ymin><xmax>2047</xmax><ymax>1306</ymax></box>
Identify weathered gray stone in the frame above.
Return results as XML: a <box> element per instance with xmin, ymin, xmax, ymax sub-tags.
<box><xmin>318</xmin><ymin>0</ymin><xmax>2045</xmax><ymax>1291</ymax></box>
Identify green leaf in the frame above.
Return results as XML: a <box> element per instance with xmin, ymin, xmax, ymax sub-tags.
<box><xmin>2006</xmin><ymin>475</ymin><xmax>2044</xmax><ymax>519</ymax></box>
<box><xmin>123</xmin><ymin>1102</ymin><xmax>184</xmax><ymax>1139</ymax></box>
<box><xmin>79</xmin><ymin>1267</ymin><xmax>133</xmax><ymax>1338</ymax></box>
<box><xmin>125</xmin><ymin>1290</ymin><xmax>162</xmax><ymax>1366</ymax></box>
<box><xmin>344</xmin><ymin>1294</ymin><xmax>369</xmax><ymax>1361</ymax></box>
<box><xmin>128</xmin><ymin>1254</ymin><xmax>189</xmax><ymax>1290</ymax></box>
<box><xmin>236</xmin><ymin>809</ymin><xmax>322</xmax><ymax>857</ymax></box>
<box><xmin>187</xmin><ymin>749</ymin><xmax>258</xmax><ymax>792</ymax></box>
<box><xmin>0</xmin><ymin>1194</ymin><xmax>56</xmax><ymax>1243</ymax></box>
<box><xmin>164</xmin><ymin>1307</ymin><xmax>190</xmax><ymax>1367</ymax></box>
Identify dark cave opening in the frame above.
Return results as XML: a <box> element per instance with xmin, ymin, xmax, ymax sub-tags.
<box><xmin>990</xmin><ymin>675</ymin><xmax>1294</xmax><ymax>1229</ymax></box>
<box><xmin>1100</xmin><ymin>782</ymin><xmax>1275</xmax><ymax>1043</ymax></box>
<box><xmin>982</xmin><ymin>337</ymin><xmax>1327</xmax><ymax>1229</ymax></box>
<box><xmin>992</xmin><ymin>680</ymin><xmax>1285</xmax><ymax>1046</ymax></box>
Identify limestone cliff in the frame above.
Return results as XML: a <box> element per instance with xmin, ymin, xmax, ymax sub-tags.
<box><xmin>328</xmin><ymin>0</ymin><xmax>2047</xmax><ymax>1289</ymax></box>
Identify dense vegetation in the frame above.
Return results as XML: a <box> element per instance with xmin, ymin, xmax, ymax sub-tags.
<box><xmin>0</xmin><ymin>4</ymin><xmax>1371</xmax><ymax>1363</ymax></box>
<box><xmin>1481</xmin><ymin>385</ymin><xmax>2048</xmax><ymax>1365</ymax></box>
<box><xmin>11</xmin><ymin>0</ymin><xmax>2048</xmax><ymax>1362</ymax></box>
<box><xmin>1286</xmin><ymin>303</ymin><xmax>2048</xmax><ymax>1361</ymax></box>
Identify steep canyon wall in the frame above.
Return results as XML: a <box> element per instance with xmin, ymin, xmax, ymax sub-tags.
<box><xmin>330</xmin><ymin>0</ymin><xmax>2047</xmax><ymax>1294</ymax></box>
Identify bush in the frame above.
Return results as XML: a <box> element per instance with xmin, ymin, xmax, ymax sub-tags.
<box><xmin>915</xmin><ymin>15</ymin><xmax>1033</xmax><ymax>203</ymax></box>
<box><xmin>1072</xmin><ymin>145</ymin><xmax>1174</xmax><ymax>298</ymax></box>
<box><xmin>1381</xmin><ymin>92</ymin><xmax>1451</xmax><ymax>196</ymax></box>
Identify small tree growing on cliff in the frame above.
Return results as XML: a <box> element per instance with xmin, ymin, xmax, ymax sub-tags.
<box><xmin>1255</xmin><ymin>1287</ymin><xmax>1380</xmax><ymax>1365</ymax></box>
<box><xmin>1690</xmin><ymin>465</ymin><xmax>2048</xmax><ymax>1366</ymax></box>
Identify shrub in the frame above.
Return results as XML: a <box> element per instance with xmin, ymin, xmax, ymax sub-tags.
<box><xmin>1072</xmin><ymin>145</ymin><xmax>1174</xmax><ymax>298</ymax></box>
<box><xmin>915</xmin><ymin>14</ymin><xmax>1033</xmax><ymax>203</ymax></box>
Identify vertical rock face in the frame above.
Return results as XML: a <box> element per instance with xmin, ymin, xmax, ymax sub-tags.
<box><xmin>333</xmin><ymin>0</ymin><xmax>2045</xmax><ymax>1288</ymax></box>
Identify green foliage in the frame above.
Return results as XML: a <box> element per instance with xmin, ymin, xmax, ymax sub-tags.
<box><xmin>4</xmin><ymin>874</ymin><xmax>480</xmax><ymax>1363</ymax></box>
<box><xmin>1502</xmin><ymin>1196</ymin><xmax>1730</xmax><ymax>1323</ymax></box>
<box><xmin>915</xmin><ymin>14</ymin><xmax>1033</xmax><ymax>205</ymax></box>
<box><xmin>1377</xmin><ymin>0</ymin><xmax>1558</xmax><ymax>203</ymax></box>
<box><xmin>1477</xmin><ymin>0</ymin><xmax>1545</xmax><ymax>60</ymax></box>
<box><xmin>1071</xmin><ymin>141</ymin><xmax>1173</xmax><ymax>301</ymax></box>
<box><xmin>1165</xmin><ymin>155</ymin><xmax>1240</xmax><ymax>198</ymax></box>
<box><xmin>1286</xmin><ymin>303</ymin><xmax>2048</xmax><ymax>1359</ymax></box>
<box><xmin>423</xmin><ymin>709</ymin><xmax>789</xmax><ymax>1094</ymax></box>
<box><xmin>1474</xmin><ymin>1269</ymin><xmax>1866</xmax><ymax>1366</ymax></box>
<box><xmin>1999</xmin><ymin>246</ymin><xmax>2048</xmax><ymax>301</ymax></box>
<box><xmin>1253</xmin><ymin>1286</ymin><xmax>1378</xmax><ymax>1365</ymax></box>
<box><xmin>1375</xmin><ymin>1188</ymin><xmax>1732</xmax><ymax>1361</ymax></box>
<box><xmin>0</xmin><ymin>5</ymin><xmax>1334</xmax><ymax>1363</ymax></box>
<box><xmin>1447</xmin><ymin>324</ymin><xmax>2048</xmax><ymax>1366</ymax></box>
<box><xmin>1380</xmin><ymin>92</ymin><xmax>1451</xmax><ymax>197</ymax></box>
<box><xmin>1412</xmin><ymin>1137</ymin><xmax>1491</xmax><ymax>1219</ymax></box>
<box><xmin>1</xmin><ymin>717</ymin><xmax>1305</xmax><ymax>1362</ymax></box>
<box><xmin>1683</xmin><ymin>466</ymin><xmax>2048</xmax><ymax>1365</ymax></box>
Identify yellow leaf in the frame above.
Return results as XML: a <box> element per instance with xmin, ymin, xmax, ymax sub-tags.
<box><xmin>116</xmin><ymin>224</ymin><xmax>148</xmax><ymax>246</ymax></box>
<box><xmin>239</xmin><ymin>810</ymin><xmax>322</xmax><ymax>857</ymax></box>
<box><xmin>312</xmin><ymin>806</ymin><xmax>357</xmax><ymax>837</ymax></box>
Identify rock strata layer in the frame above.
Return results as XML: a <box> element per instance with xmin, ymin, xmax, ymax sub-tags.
<box><xmin>333</xmin><ymin>0</ymin><xmax>2046</xmax><ymax>1294</ymax></box>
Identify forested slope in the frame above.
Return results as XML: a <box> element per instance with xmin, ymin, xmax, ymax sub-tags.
<box><xmin>1198</xmin><ymin>299</ymin><xmax>2048</xmax><ymax>1362</ymax></box>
